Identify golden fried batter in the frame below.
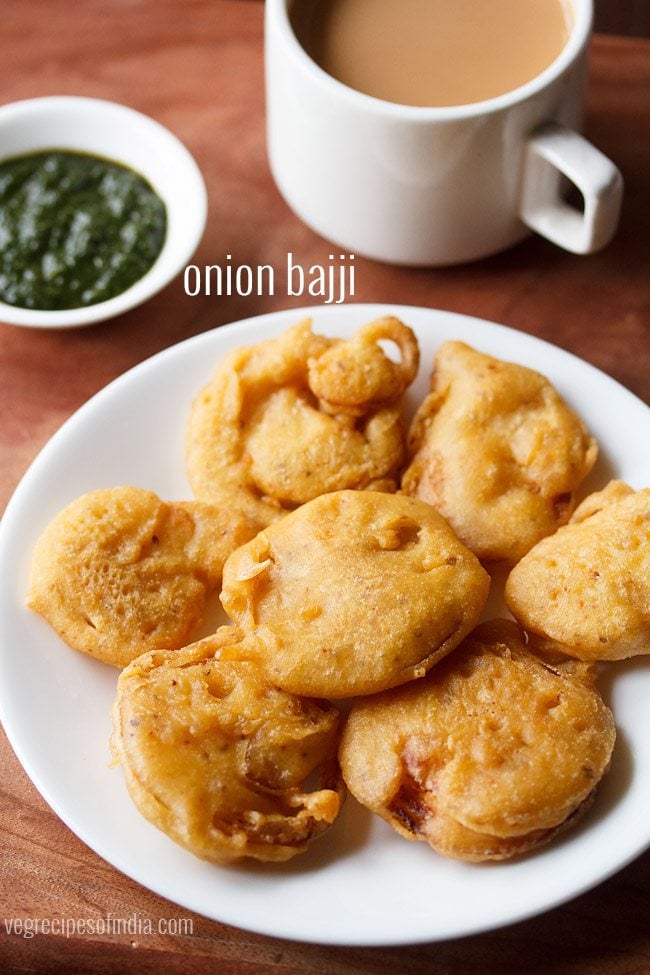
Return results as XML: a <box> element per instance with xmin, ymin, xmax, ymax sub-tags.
<box><xmin>220</xmin><ymin>490</ymin><xmax>490</xmax><ymax>698</ymax></box>
<box><xmin>339</xmin><ymin>620</ymin><xmax>615</xmax><ymax>861</ymax></box>
<box><xmin>111</xmin><ymin>627</ymin><xmax>343</xmax><ymax>863</ymax></box>
<box><xmin>27</xmin><ymin>486</ymin><xmax>256</xmax><ymax>667</ymax></box>
<box><xmin>401</xmin><ymin>341</ymin><xmax>597</xmax><ymax>563</ymax></box>
<box><xmin>506</xmin><ymin>481</ymin><xmax>650</xmax><ymax>660</ymax></box>
<box><xmin>186</xmin><ymin>317</ymin><xmax>419</xmax><ymax>531</ymax></box>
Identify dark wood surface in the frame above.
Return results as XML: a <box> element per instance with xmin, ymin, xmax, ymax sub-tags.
<box><xmin>1</xmin><ymin>3</ymin><xmax>649</xmax><ymax>972</ymax></box>
<box><xmin>594</xmin><ymin>0</ymin><xmax>649</xmax><ymax>37</ymax></box>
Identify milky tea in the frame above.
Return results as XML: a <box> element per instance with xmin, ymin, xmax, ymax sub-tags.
<box><xmin>291</xmin><ymin>0</ymin><xmax>574</xmax><ymax>108</ymax></box>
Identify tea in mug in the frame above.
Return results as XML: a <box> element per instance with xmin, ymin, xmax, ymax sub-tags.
<box><xmin>291</xmin><ymin>0</ymin><xmax>574</xmax><ymax>107</ymax></box>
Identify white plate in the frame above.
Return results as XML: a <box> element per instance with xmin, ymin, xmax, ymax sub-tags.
<box><xmin>1</xmin><ymin>304</ymin><xmax>649</xmax><ymax>946</ymax></box>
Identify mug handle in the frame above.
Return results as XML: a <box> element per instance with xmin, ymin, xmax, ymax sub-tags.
<box><xmin>519</xmin><ymin>122</ymin><xmax>623</xmax><ymax>254</ymax></box>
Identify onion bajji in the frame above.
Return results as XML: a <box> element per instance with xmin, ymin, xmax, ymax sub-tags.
<box><xmin>402</xmin><ymin>341</ymin><xmax>598</xmax><ymax>563</ymax></box>
<box><xmin>186</xmin><ymin>316</ymin><xmax>419</xmax><ymax>532</ymax></box>
<box><xmin>111</xmin><ymin>627</ymin><xmax>343</xmax><ymax>863</ymax></box>
<box><xmin>220</xmin><ymin>490</ymin><xmax>490</xmax><ymax>698</ymax></box>
<box><xmin>339</xmin><ymin>619</ymin><xmax>615</xmax><ymax>861</ymax></box>
<box><xmin>506</xmin><ymin>481</ymin><xmax>650</xmax><ymax>660</ymax></box>
<box><xmin>27</xmin><ymin>486</ymin><xmax>256</xmax><ymax>667</ymax></box>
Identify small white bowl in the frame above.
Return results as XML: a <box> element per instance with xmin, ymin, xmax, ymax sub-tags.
<box><xmin>0</xmin><ymin>96</ymin><xmax>207</xmax><ymax>328</ymax></box>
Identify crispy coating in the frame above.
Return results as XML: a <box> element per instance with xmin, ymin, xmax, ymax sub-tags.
<box><xmin>186</xmin><ymin>317</ymin><xmax>419</xmax><ymax>531</ymax></box>
<box><xmin>307</xmin><ymin>316</ymin><xmax>419</xmax><ymax>416</ymax></box>
<box><xmin>401</xmin><ymin>341</ymin><xmax>598</xmax><ymax>563</ymax></box>
<box><xmin>506</xmin><ymin>482</ymin><xmax>650</xmax><ymax>660</ymax></box>
<box><xmin>220</xmin><ymin>490</ymin><xmax>490</xmax><ymax>698</ymax></box>
<box><xmin>111</xmin><ymin>627</ymin><xmax>343</xmax><ymax>863</ymax></box>
<box><xmin>27</xmin><ymin>486</ymin><xmax>257</xmax><ymax>667</ymax></box>
<box><xmin>339</xmin><ymin>620</ymin><xmax>615</xmax><ymax>861</ymax></box>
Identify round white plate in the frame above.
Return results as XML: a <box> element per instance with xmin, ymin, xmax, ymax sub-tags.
<box><xmin>1</xmin><ymin>304</ymin><xmax>649</xmax><ymax>946</ymax></box>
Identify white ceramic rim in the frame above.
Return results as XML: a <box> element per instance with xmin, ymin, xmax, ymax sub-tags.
<box><xmin>0</xmin><ymin>96</ymin><xmax>207</xmax><ymax>329</ymax></box>
<box><xmin>271</xmin><ymin>0</ymin><xmax>592</xmax><ymax>120</ymax></box>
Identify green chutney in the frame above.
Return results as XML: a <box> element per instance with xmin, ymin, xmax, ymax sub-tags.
<box><xmin>0</xmin><ymin>150</ymin><xmax>167</xmax><ymax>311</ymax></box>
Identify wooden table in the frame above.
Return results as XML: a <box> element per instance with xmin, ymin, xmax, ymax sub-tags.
<box><xmin>1</xmin><ymin>3</ymin><xmax>649</xmax><ymax>972</ymax></box>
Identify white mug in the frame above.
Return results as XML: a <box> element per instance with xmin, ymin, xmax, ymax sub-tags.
<box><xmin>265</xmin><ymin>0</ymin><xmax>623</xmax><ymax>266</ymax></box>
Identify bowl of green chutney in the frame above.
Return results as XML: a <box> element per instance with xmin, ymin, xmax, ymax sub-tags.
<box><xmin>0</xmin><ymin>96</ymin><xmax>207</xmax><ymax>328</ymax></box>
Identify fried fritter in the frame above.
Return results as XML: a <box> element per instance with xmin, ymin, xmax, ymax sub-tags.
<box><xmin>339</xmin><ymin>620</ymin><xmax>615</xmax><ymax>861</ymax></box>
<box><xmin>220</xmin><ymin>490</ymin><xmax>490</xmax><ymax>698</ymax></box>
<box><xmin>506</xmin><ymin>481</ymin><xmax>650</xmax><ymax>660</ymax></box>
<box><xmin>401</xmin><ymin>341</ymin><xmax>598</xmax><ymax>563</ymax></box>
<box><xmin>186</xmin><ymin>317</ymin><xmax>419</xmax><ymax>531</ymax></box>
<box><xmin>111</xmin><ymin>627</ymin><xmax>343</xmax><ymax>863</ymax></box>
<box><xmin>27</xmin><ymin>486</ymin><xmax>257</xmax><ymax>667</ymax></box>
